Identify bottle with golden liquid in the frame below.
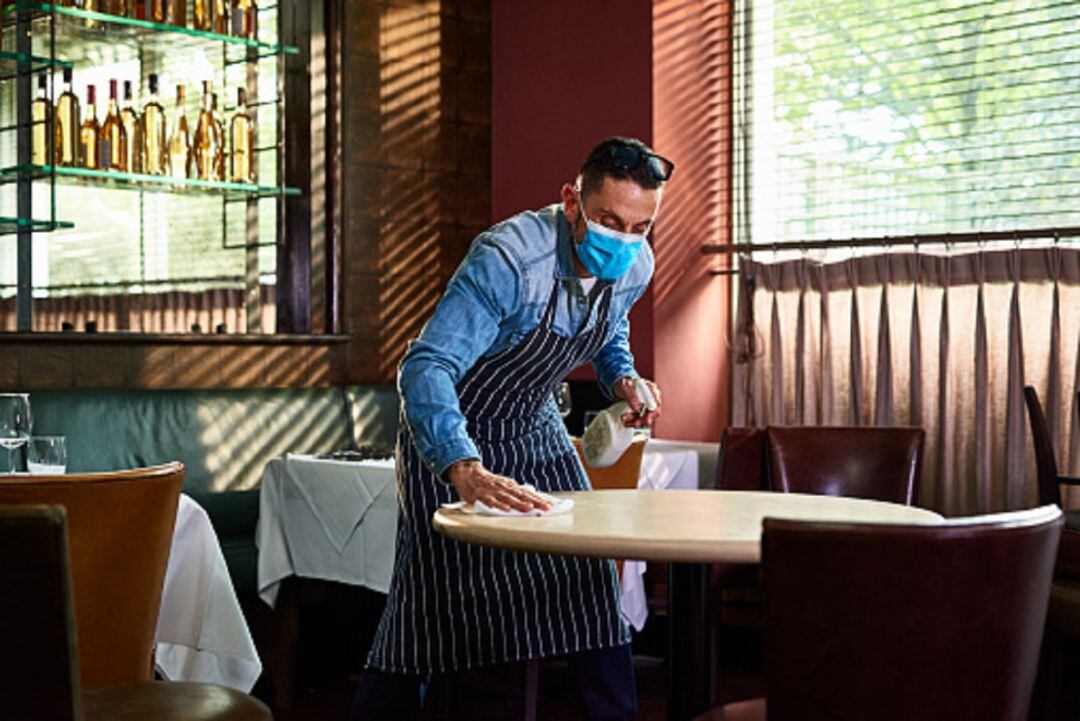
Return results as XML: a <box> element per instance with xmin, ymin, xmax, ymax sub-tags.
<box><xmin>32</xmin><ymin>74</ymin><xmax>53</xmax><ymax>166</ymax></box>
<box><xmin>141</xmin><ymin>74</ymin><xmax>167</xmax><ymax>175</ymax></box>
<box><xmin>55</xmin><ymin>68</ymin><xmax>80</xmax><ymax>167</ymax></box>
<box><xmin>230</xmin><ymin>0</ymin><xmax>256</xmax><ymax>39</ymax></box>
<box><xmin>230</xmin><ymin>87</ymin><xmax>255</xmax><ymax>183</ymax></box>
<box><xmin>193</xmin><ymin>81</ymin><xmax>221</xmax><ymax>180</ymax></box>
<box><xmin>99</xmin><ymin>79</ymin><xmax>127</xmax><ymax>172</ymax></box>
<box><xmin>121</xmin><ymin>81</ymin><xmax>141</xmax><ymax>174</ymax></box>
<box><xmin>166</xmin><ymin>84</ymin><xmax>191</xmax><ymax>179</ymax></box>
<box><xmin>212</xmin><ymin>0</ymin><xmax>228</xmax><ymax>33</ymax></box>
<box><xmin>212</xmin><ymin>93</ymin><xmax>227</xmax><ymax>180</ymax></box>
<box><xmin>80</xmin><ymin>85</ymin><xmax>100</xmax><ymax>170</ymax></box>
<box><xmin>104</xmin><ymin>0</ymin><xmax>128</xmax><ymax>15</ymax></box>
<box><xmin>149</xmin><ymin>0</ymin><xmax>184</xmax><ymax>26</ymax></box>
<box><xmin>192</xmin><ymin>0</ymin><xmax>212</xmax><ymax>30</ymax></box>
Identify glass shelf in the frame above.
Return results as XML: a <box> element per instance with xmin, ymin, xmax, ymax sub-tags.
<box><xmin>0</xmin><ymin>215</ymin><xmax>74</xmax><ymax>234</ymax></box>
<box><xmin>0</xmin><ymin>48</ymin><xmax>74</xmax><ymax>74</ymax></box>
<box><xmin>5</xmin><ymin>3</ymin><xmax>299</xmax><ymax>56</ymax></box>
<box><xmin>1</xmin><ymin>163</ymin><xmax>300</xmax><ymax>197</ymax></box>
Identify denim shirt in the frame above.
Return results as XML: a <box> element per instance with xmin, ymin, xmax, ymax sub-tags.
<box><xmin>398</xmin><ymin>203</ymin><xmax>654</xmax><ymax>476</ymax></box>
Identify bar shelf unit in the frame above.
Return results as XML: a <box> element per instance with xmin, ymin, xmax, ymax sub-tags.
<box><xmin>1</xmin><ymin>0</ymin><xmax>299</xmax><ymax>332</ymax></box>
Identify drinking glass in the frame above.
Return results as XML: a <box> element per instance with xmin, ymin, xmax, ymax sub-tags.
<box><xmin>0</xmin><ymin>393</ymin><xmax>32</xmax><ymax>474</ymax></box>
<box><xmin>27</xmin><ymin>436</ymin><xmax>67</xmax><ymax>475</ymax></box>
<box><xmin>553</xmin><ymin>382</ymin><xmax>572</xmax><ymax>418</ymax></box>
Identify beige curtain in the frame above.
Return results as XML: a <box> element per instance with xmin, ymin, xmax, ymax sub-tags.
<box><xmin>732</xmin><ymin>247</ymin><xmax>1080</xmax><ymax>516</ymax></box>
<box><xmin>0</xmin><ymin>286</ymin><xmax>276</xmax><ymax>334</ymax></box>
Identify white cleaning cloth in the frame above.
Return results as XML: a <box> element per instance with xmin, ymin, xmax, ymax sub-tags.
<box><xmin>441</xmin><ymin>485</ymin><xmax>574</xmax><ymax>517</ymax></box>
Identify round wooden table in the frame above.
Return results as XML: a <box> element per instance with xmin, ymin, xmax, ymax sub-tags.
<box><xmin>433</xmin><ymin>489</ymin><xmax>944</xmax><ymax>721</ymax></box>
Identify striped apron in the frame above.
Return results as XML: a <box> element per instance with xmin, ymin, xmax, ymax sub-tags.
<box><xmin>367</xmin><ymin>279</ymin><xmax>631</xmax><ymax>674</ymax></box>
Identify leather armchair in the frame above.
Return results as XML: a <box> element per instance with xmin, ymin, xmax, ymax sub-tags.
<box><xmin>1023</xmin><ymin>386</ymin><xmax>1080</xmax><ymax>577</ymax></box>
<box><xmin>698</xmin><ymin>506</ymin><xmax>1063</xmax><ymax>721</ymax></box>
<box><xmin>765</xmin><ymin>426</ymin><xmax>924</xmax><ymax>504</ymax></box>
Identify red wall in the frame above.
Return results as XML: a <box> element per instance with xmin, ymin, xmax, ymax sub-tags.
<box><xmin>491</xmin><ymin>0</ymin><xmax>655</xmax><ymax>380</ymax></box>
<box><xmin>491</xmin><ymin>0</ymin><xmax>731</xmax><ymax>440</ymax></box>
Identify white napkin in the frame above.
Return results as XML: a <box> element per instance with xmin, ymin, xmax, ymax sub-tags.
<box><xmin>442</xmin><ymin>485</ymin><xmax>574</xmax><ymax>517</ymax></box>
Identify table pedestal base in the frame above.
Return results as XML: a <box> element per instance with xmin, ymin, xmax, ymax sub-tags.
<box><xmin>669</xmin><ymin>563</ymin><xmax>710</xmax><ymax>721</ymax></box>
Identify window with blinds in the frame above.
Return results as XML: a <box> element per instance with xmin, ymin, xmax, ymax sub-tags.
<box><xmin>733</xmin><ymin>0</ymin><xmax>1080</xmax><ymax>248</ymax></box>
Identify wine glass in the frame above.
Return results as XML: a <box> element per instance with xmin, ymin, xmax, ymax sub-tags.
<box><xmin>553</xmin><ymin>382</ymin><xmax>572</xmax><ymax>418</ymax></box>
<box><xmin>0</xmin><ymin>393</ymin><xmax>32</xmax><ymax>474</ymax></box>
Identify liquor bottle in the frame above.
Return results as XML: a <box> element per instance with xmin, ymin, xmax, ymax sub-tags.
<box><xmin>79</xmin><ymin>85</ymin><xmax>100</xmax><ymax>170</ymax></box>
<box><xmin>212</xmin><ymin>0</ymin><xmax>228</xmax><ymax>33</ymax></box>
<box><xmin>129</xmin><ymin>0</ymin><xmax>145</xmax><ymax>18</ymax></box>
<box><xmin>229</xmin><ymin>87</ymin><xmax>254</xmax><ymax>183</ymax></box>
<box><xmin>55</xmin><ymin>67</ymin><xmax>80</xmax><ymax>167</ymax></box>
<box><xmin>166</xmin><ymin>84</ymin><xmax>191</xmax><ymax>179</ymax></box>
<box><xmin>104</xmin><ymin>0</ymin><xmax>129</xmax><ymax>14</ymax></box>
<box><xmin>141</xmin><ymin>74</ymin><xmax>167</xmax><ymax>175</ymax></box>
<box><xmin>152</xmin><ymin>0</ymin><xmax>184</xmax><ymax>26</ymax></box>
<box><xmin>121</xmin><ymin>80</ymin><xmax>141</xmax><ymax>174</ymax></box>
<box><xmin>193</xmin><ymin>0</ymin><xmax>212</xmax><ymax>30</ymax></box>
<box><xmin>82</xmin><ymin>0</ymin><xmax>102</xmax><ymax>27</ymax></box>
<box><xmin>212</xmin><ymin>92</ymin><xmax>226</xmax><ymax>180</ymax></box>
<box><xmin>193</xmin><ymin>81</ymin><xmax>221</xmax><ymax>180</ymax></box>
<box><xmin>32</xmin><ymin>74</ymin><xmax>52</xmax><ymax>166</ymax></box>
<box><xmin>230</xmin><ymin>0</ymin><xmax>256</xmax><ymax>39</ymax></box>
<box><xmin>100</xmin><ymin>79</ymin><xmax>127</xmax><ymax>171</ymax></box>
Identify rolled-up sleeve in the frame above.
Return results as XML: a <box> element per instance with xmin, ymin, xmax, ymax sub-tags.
<box><xmin>592</xmin><ymin>312</ymin><xmax>637</xmax><ymax>398</ymax></box>
<box><xmin>397</xmin><ymin>237</ymin><xmax>521</xmax><ymax>477</ymax></box>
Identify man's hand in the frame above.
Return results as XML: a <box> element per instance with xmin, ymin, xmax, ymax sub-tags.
<box><xmin>447</xmin><ymin>460</ymin><xmax>552</xmax><ymax>512</ymax></box>
<box><xmin>613</xmin><ymin>376</ymin><xmax>662</xmax><ymax>429</ymax></box>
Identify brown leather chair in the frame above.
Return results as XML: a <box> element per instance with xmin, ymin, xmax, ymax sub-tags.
<box><xmin>0</xmin><ymin>464</ymin><xmax>184</xmax><ymax>686</ymax></box>
<box><xmin>572</xmin><ymin>435</ymin><xmax>647</xmax><ymax>578</ymax></box>
<box><xmin>697</xmin><ymin>506</ymin><xmax>1063</xmax><ymax>721</ymax></box>
<box><xmin>1024</xmin><ymin>386</ymin><xmax>1080</xmax><ymax>576</ymax></box>
<box><xmin>715</xmin><ymin>427</ymin><xmax>768</xmax><ymax>491</ymax></box>
<box><xmin>572</xmin><ymin>435</ymin><xmax>648</xmax><ymax>492</ymax></box>
<box><xmin>765</xmin><ymin>426</ymin><xmax>924</xmax><ymax>504</ymax></box>
<box><xmin>0</xmin><ymin>503</ymin><xmax>271</xmax><ymax>721</ymax></box>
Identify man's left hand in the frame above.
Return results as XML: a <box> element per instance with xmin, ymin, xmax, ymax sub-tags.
<box><xmin>613</xmin><ymin>376</ymin><xmax>662</xmax><ymax>429</ymax></box>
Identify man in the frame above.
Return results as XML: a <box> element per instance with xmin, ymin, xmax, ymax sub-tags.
<box><xmin>350</xmin><ymin>137</ymin><xmax>672</xmax><ymax>720</ymax></box>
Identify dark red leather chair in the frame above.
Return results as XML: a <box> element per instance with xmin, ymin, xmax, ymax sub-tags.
<box><xmin>765</xmin><ymin>426</ymin><xmax>924</xmax><ymax>504</ymax></box>
<box><xmin>1023</xmin><ymin>386</ymin><xmax>1080</xmax><ymax>576</ymax></box>
<box><xmin>715</xmin><ymin>427</ymin><xmax>768</xmax><ymax>491</ymax></box>
<box><xmin>698</xmin><ymin>505</ymin><xmax>1063</xmax><ymax>721</ymax></box>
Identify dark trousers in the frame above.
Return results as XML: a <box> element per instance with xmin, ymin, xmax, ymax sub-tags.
<box><xmin>348</xmin><ymin>643</ymin><xmax>637</xmax><ymax>721</ymax></box>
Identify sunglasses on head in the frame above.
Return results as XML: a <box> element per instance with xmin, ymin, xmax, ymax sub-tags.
<box><xmin>605</xmin><ymin>144</ymin><xmax>675</xmax><ymax>182</ymax></box>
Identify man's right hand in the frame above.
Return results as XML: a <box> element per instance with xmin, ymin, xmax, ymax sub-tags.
<box><xmin>447</xmin><ymin>460</ymin><xmax>552</xmax><ymax>513</ymax></box>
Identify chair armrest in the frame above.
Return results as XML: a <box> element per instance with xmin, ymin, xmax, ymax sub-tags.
<box><xmin>1058</xmin><ymin>476</ymin><xmax>1080</xmax><ymax>486</ymax></box>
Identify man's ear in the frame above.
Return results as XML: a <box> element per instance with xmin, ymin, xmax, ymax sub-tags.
<box><xmin>560</xmin><ymin>182</ymin><xmax>580</xmax><ymax>222</ymax></box>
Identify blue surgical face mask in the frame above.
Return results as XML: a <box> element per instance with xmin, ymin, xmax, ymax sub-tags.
<box><xmin>574</xmin><ymin>198</ymin><xmax>648</xmax><ymax>282</ymax></box>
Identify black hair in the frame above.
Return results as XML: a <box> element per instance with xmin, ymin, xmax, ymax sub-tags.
<box><xmin>579</xmin><ymin>136</ymin><xmax>665</xmax><ymax>197</ymax></box>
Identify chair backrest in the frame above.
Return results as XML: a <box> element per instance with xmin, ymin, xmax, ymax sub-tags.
<box><xmin>0</xmin><ymin>463</ymin><xmax>185</xmax><ymax>687</ymax></box>
<box><xmin>571</xmin><ymin>436</ymin><xmax>647</xmax><ymax>491</ymax></box>
<box><xmin>761</xmin><ymin>506</ymin><xmax>1063</xmax><ymax>721</ymax></box>
<box><xmin>1023</xmin><ymin>386</ymin><xmax>1062</xmax><ymax>507</ymax></box>
<box><xmin>714</xmin><ymin>427</ymin><xmax>767</xmax><ymax>491</ymax></box>
<box><xmin>765</xmin><ymin>426</ymin><xmax>924</xmax><ymax>505</ymax></box>
<box><xmin>0</xmin><ymin>505</ymin><xmax>82</xmax><ymax>721</ymax></box>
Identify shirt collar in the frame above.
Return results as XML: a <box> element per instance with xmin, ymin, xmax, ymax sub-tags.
<box><xmin>555</xmin><ymin>206</ymin><xmax>579</xmax><ymax>281</ymax></box>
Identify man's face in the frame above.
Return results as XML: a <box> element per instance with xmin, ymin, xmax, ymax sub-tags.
<box><xmin>562</xmin><ymin>176</ymin><xmax>663</xmax><ymax>242</ymax></box>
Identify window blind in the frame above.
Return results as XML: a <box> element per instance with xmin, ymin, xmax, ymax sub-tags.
<box><xmin>733</xmin><ymin>0</ymin><xmax>1080</xmax><ymax>248</ymax></box>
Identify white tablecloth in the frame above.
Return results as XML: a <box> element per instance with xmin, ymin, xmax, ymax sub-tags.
<box><xmin>255</xmin><ymin>440</ymin><xmax>718</xmax><ymax>631</ymax></box>
<box><xmin>621</xmin><ymin>439</ymin><xmax>706</xmax><ymax>630</ymax></box>
<box><xmin>256</xmin><ymin>454</ymin><xmax>398</xmax><ymax>607</ymax></box>
<box><xmin>154</xmin><ymin>494</ymin><xmax>262</xmax><ymax>693</ymax></box>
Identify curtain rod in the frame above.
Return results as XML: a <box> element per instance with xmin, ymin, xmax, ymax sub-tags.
<box><xmin>700</xmin><ymin>225</ymin><xmax>1080</xmax><ymax>255</ymax></box>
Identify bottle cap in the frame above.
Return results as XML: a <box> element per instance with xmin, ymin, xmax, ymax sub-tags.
<box><xmin>148</xmin><ymin>73</ymin><xmax>159</xmax><ymax>94</ymax></box>
<box><xmin>109</xmin><ymin>79</ymin><xmax>118</xmax><ymax>99</ymax></box>
<box><xmin>87</xmin><ymin>85</ymin><xmax>96</xmax><ymax>104</ymax></box>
